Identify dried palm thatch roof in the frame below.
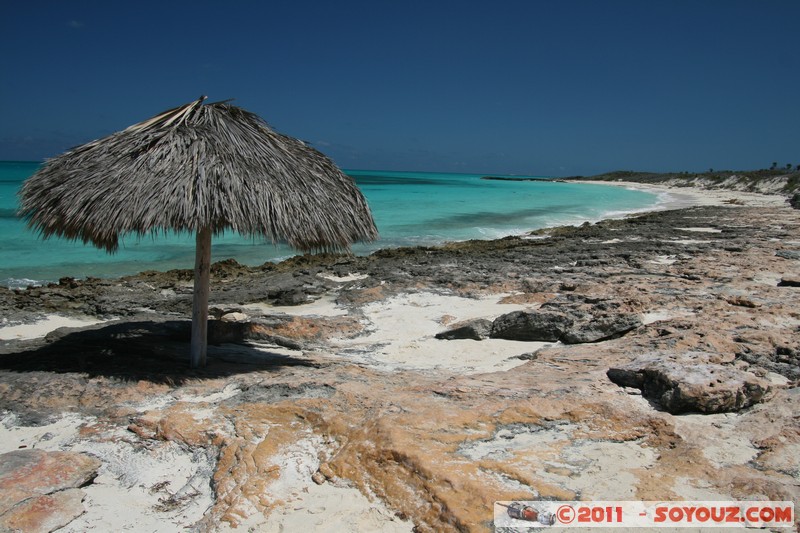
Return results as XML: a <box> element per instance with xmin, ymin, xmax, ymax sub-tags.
<box><xmin>19</xmin><ymin>96</ymin><xmax>378</xmax><ymax>252</ymax></box>
<box><xmin>19</xmin><ymin>96</ymin><xmax>378</xmax><ymax>368</ymax></box>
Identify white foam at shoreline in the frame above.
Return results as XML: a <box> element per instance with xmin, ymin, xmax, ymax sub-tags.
<box><xmin>2</xmin><ymin>181</ymin><xmax>787</xmax><ymax>290</ymax></box>
<box><xmin>1</xmin><ymin>277</ymin><xmax>44</xmax><ymax>289</ymax></box>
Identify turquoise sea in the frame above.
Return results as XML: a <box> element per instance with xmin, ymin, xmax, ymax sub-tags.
<box><xmin>0</xmin><ymin>161</ymin><xmax>659</xmax><ymax>288</ymax></box>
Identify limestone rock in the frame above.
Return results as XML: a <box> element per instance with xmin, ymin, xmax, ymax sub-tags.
<box><xmin>207</xmin><ymin>320</ymin><xmax>303</xmax><ymax>350</ymax></box>
<box><xmin>0</xmin><ymin>489</ymin><xmax>86</xmax><ymax>533</ymax></box>
<box><xmin>489</xmin><ymin>310</ymin><xmax>640</xmax><ymax>344</ymax></box>
<box><xmin>775</xmin><ymin>250</ymin><xmax>800</xmax><ymax>260</ymax></box>
<box><xmin>0</xmin><ymin>450</ymin><xmax>100</xmax><ymax>514</ymax></box>
<box><xmin>607</xmin><ymin>357</ymin><xmax>771</xmax><ymax>414</ymax></box>
<box><xmin>777</xmin><ymin>276</ymin><xmax>800</xmax><ymax>287</ymax></box>
<box><xmin>561</xmin><ymin>313</ymin><xmax>642</xmax><ymax>344</ymax></box>
<box><xmin>435</xmin><ymin>319</ymin><xmax>493</xmax><ymax>340</ymax></box>
<box><xmin>490</xmin><ymin>310</ymin><xmax>572</xmax><ymax>341</ymax></box>
<box><xmin>1</xmin><ymin>204</ymin><xmax>800</xmax><ymax>532</ymax></box>
<box><xmin>273</xmin><ymin>288</ymin><xmax>309</xmax><ymax>306</ymax></box>
<box><xmin>723</xmin><ymin>295</ymin><xmax>760</xmax><ymax>308</ymax></box>
<box><xmin>318</xmin><ymin>462</ymin><xmax>336</xmax><ymax>480</ymax></box>
<box><xmin>220</xmin><ymin>312</ymin><xmax>248</xmax><ymax>322</ymax></box>
<box><xmin>0</xmin><ymin>450</ymin><xmax>100</xmax><ymax>533</ymax></box>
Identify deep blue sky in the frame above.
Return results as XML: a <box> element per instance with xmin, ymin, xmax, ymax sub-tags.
<box><xmin>1</xmin><ymin>1</ymin><xmax>798</xmax><ymax>176</ymax></box>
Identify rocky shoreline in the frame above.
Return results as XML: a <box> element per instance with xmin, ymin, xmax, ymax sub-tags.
<box><xmin>1</xmin><ymin>193</ymin><xmax>799</xmax><ymax>531</ymax></box>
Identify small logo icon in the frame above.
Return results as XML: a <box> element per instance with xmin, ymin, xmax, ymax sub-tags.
<box><xmin>557</xmin><ymin>504</ymin><xmax>576</xmax><ymax>524</ymax></box>
<box><xmin>498</xmin><ymin>502</ymin><xmax>556</xmax><ymax>525</ymax></box>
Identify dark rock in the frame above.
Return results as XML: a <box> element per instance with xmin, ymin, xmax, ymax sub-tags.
<box><xmin>606</xmin><ymin>366</ymin><xmax>644</xmax><ymax>389</ymax></box>
<box><xmin>246</xmin><ymin>332</ymin><xmax>303</xmax><ymax>351</ymax></box>
<box><xmin>222</xmin><ymin>382</ymin><xmax>335</xmax><ymax>407</ymax></box>
<box><xmin>775</xmin><ymin>250</ymin><xmax>800</xmax><ymax>260</ymax></box>
<box><xmin>490</xmin><ymin>308</ymin><xmax>640</xmax><ymax>344</ymax></box>
<box><xmin>44</xmin><ymin>318</ymin><xmax>189</xmax><ymax>344</ymax></box>
<box><xmin>273</xmin><ymin>288</ymin><xmax>310</xmax><ymax>306</ymax></box>
<box><xmin>521</xmin><ymin>278</ymin><xmax>558</xmax><ymax>293</ymax></box>
<box><xmin>575</xmin><ymin>258</ymin><xmax>614</xmax><ymax>267</ymax></box>
<box><xmin>490</xmin><ymin>311</ymin><xmax>572</xmax><ymax>342</ymax></box>
<box><xmin>736</xmin><ymin>345</ymin><xmax>800</xmax><ymax>381</ymax></box>
<box><xmin>209</xmin><ymin>258</ymin><xmax>251</xmax><ymax>278</ymax></box>
<box><xmin>58</xmin><ymin>277</ymin><xmax>82</xmax><ymax>289</ymax></box>
<box><xmin>789</xmin><ymin>192</ymin><xmax>800</xmax><ymax>209</ymax></box>
<box><xmin>561</xmin><ymin>313</ymin><xmax>642</xmax><ymax>344</ymax></box>
<box><xmin>607</xmin><ymin>357</ymin><xmax>770</xmax><ymax>414</ymax></box>
<box><xmin>0</xmin><ymin>205</ymin><xmax>766</xmax><ymax>322</ymax></box>
<box><xmin>777</xmin><ymin>276</ymin><xmax>800</xmax><ymax>287</ymax></box>
<box><xmin>435</xmin><ymin>319</ymin><xmax>493</xmax><ymax>340</ymax></box>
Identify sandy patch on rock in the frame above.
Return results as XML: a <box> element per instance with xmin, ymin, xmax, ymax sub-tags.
<box><xmin>331</xmin><ymin>291</ymin><xmax>549</xmax><ymax>374</ymax></box>
<box><xmin>676</xmin><ymin>227</ymin><xmax>723</xmax><ymax>233</ymax></box>
<box><xmin>0</xmin><ymin>412</ymin><xmax>215</xmax><ymax>532</ymax></box>
<box><xmin>0</xmin><ymin>314</ymin><xmax>111</xmax><ymax>340</ymax></box>
<box><xmin>316</xmin><ymin>272</ymin><xmax>370</xmax><ymax>283</ymax></box>
<box><xmin>243</xmin><ymin>294</ymin><xmax>350</xmax><ymax>317</ymax></box>
<box><xmin>221</xmin><ymin>433</ymin><xmax>412</xmax><ymax>533</ymax></box>
<box><xmin>459</xmin><ymin>421</ymin><xmax>656</xmax><ymax>500</ymax></box>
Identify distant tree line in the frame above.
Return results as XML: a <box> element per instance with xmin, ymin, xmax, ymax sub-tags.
<box><xmin>769</xmin><ymin>162</ymin><xmax>800</xmax><ymax>171</ymax></box>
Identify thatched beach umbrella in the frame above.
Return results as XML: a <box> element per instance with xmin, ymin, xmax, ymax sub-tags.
<box><xmin>19</xmin><ymin>96</ymin><xmax>377</xmax><ymax>368</ymax></box>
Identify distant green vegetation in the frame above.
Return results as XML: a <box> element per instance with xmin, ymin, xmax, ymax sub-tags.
<box><xmin>566</xmin><ymin>166</ymin><xmax>800</xmax><ymax>194</ymax></box>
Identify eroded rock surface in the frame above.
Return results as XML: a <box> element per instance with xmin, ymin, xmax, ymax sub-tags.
<box><xmin>490</xmin><ymin>310</ymin><xmax>571</xmax><ymax>341</ymax></box>
<box><xmin>435</xmin><ymin>318</ymin><xmax>493</xmax><ymax>340</ymax></box>
<box><xmin>1</xmin><ymin>205</ymin><xmax>799</xmax><ymax>532</ymax></box>
<box><xmin>0</xmin><ymin>450</ymin><xmax>100</xmax><ymax>532</ymax></box>
<box><xmin>489</xmin><ymin>307</ymin><xmax>641</xmax><ymax>344</ymax></box>
<box><xmin>607</xmin><ymin>354</ymin><xmax>771</xmax><ymax>413</ymax></box>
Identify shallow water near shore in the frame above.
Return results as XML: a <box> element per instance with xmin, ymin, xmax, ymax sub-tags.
<box><xmin>0</xmin><ymin>162</ymin><xmax>657</xmax><ymax>287</ymax></box>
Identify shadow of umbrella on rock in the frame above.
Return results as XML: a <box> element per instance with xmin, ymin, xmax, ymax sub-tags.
<box><xmin>18</xmin><ymin>96</ymin><xmax>377</xmax><ymax>368</ymax></box>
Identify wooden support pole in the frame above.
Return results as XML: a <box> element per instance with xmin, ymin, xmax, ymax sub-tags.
<box><xmin>190</xmin><ymin>226</ymin><xmax>212</xmax><ymax>368</ymax></box>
